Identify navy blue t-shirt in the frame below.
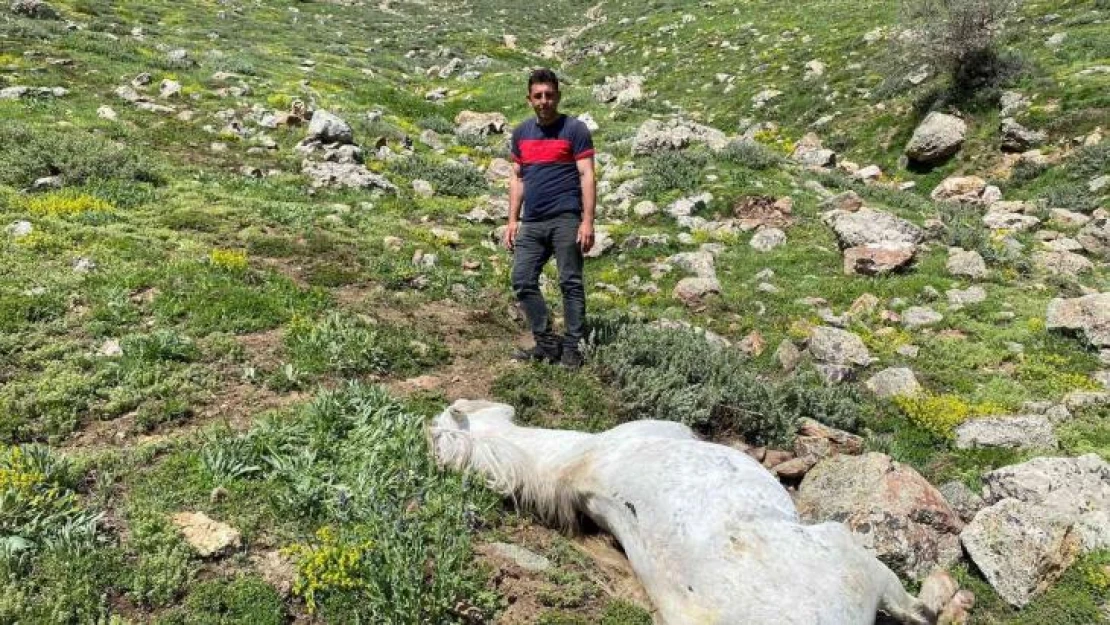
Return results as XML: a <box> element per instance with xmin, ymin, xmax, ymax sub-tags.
<box><xmin>510</xmin><ymin>115</ymin><xmax>594</xmax><ymax>221</ymax></box>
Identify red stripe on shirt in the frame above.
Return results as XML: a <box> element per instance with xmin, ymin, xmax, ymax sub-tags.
<box><xmin>517</xmin><ymin>139</ymin><xmax>574</xmax><ymax>164</ymax></box>
<box><xmin>575</xmin><ymin>148</ymin><xmax>595</xmax><ymax>160</ymax></box>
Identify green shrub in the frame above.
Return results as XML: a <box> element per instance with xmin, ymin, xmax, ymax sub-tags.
<box><xmin>283</xmin><ymin>312</ymin><xmax>447</xmax><ymax>377</ymax></box>
<box><xmin>416</xmin><ymin>116</ymin><xmax>455</xmax><ymax>135</ymax></box>
<box><xmin>1042</xmin><ymin>183</ymin><xmax>1097</xmax><ymax>213</ymax></box>
<box><xmin>720</xmin><ymin>140</ymin><xmax>782</xmax><ymax>170</ymax></box>
<box><xmin>640</xmin><ymin>150</ymin><xmax>708</xmax><ymax>197</ymax></box>
<box><xmin>587</xmin><ymin>322</ymin><xmax>865</xmax><ymax>445</ymax></box>
<box><xmin>1067</xmin><ymin>142</ymin><xmax>1109</xmax><ymax>181</ymax></box>
<box><xmin>0</xmin><ymin>545</ymin><xmax>123</xmax><ymax>624</ymax></box>
<box><xmin>388</xmin><ymin>156</ymin><xmax>487</xmax><ymax>197</ymax></box>
<box><xmin>0</xmin><ymin>123</ymin><xmax>163</xmax><ymax>188</ymax></box>
<box><xmin>0</xmin><ymin>444</ymin><xmax>99</xmax><ymax>554</ymax></box>
<box><xmin>126</xmin><ymin>514</ymin><xmax>195</xmax><ymax>608</ymax></box>
<box><xmin>155</xmin><ymin>575</ymin><xmax>285</xmax><ymax>625</ymax></box>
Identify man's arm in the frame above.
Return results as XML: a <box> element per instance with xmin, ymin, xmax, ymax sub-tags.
<box><xmin>576</xmin><ymin>157</ymin><xmax>596</xmax><ymax>253</ymax></box>
<box><xmin>504</xmin><ymin>160</ymin><xmax>524</xmax><ymax>250</ymax></box>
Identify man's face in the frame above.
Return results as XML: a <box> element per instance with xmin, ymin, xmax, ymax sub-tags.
<box><xmin>527</xmin><ymin>82</ymin><xmax>560</xmax><ymax>123</ymax></box>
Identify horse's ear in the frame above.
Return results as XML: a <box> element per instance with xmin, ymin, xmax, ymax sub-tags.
<box><xmin>448</xmin><ymin>406</ymin><xmax>470</xmax><ymax>430</ymax></box>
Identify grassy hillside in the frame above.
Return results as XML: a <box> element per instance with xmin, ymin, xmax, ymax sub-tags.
<box><xmin>1</xmin><ymin>0</ymin><xmax>1108</xmax><ymax>622</ymax></box>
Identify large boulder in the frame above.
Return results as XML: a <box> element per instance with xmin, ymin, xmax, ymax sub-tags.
<box><xmin>1032</xmin><ymin>250</ymin><xmax>1094</xmax><ymax>277</ymax></box>
<box><xmin>305</xmin><ymin>110</ymin><xmax>354</xmax><ymax>145</ymax></box>
<box><xmin>842</xmin><ymin>242</ymin><xmax>916</xmax><ymax>275</ymax></box>
<box><xmin>905</xmin><ymin>112</ymin><xmax>967</xmax><ymax>164</ymax></box>
<box><xmin>962</xmin><ymin>454</ymin><xmax>1110</xmax><ymax>606</ymax></box>
<box><xmin>954</xmin><ymin>415</ymin><xmax>1058</xmax><ymax>450</ymax></box>
<box><xmin>807</xmin><ymin>327</ymin><xmax>872</xmax><ymax>367</ymax></box>
<box><xmin>791</xmin><ymin>133</ymin><xmax>837</xmax><ymax>168</ymax></box>
<box><xmin>455</xmin><ymin>111</ymin><xmax>508</xmax><ymax>137</ymax></box>
<box><xmin>796</xmin><ymin>453</ymin><xmax>964</xmax><ymax>579</ymax></box>
<box><xmin>1077</xmin><ymin>218</ymin><xmax>1110</xmax><ymax>259</ymax></box>
<box><xmin>823</xmin><ymin>208</ymin><xmax>923</xmax><ymax>248</ymax></box>
<box><xmin>302</xmin><ymin>161</ymin><xmax>397</xmax><ymax>192</ymax></box>
<box><xmin>1046</xmin><ymin>293</ymin><xmax>1110</xmax><ymax>347</ymax></box>
<box><xmin>632</xmin><ymin>119</ymin><xmax>728</xmax><ymax>155</ymax></box>
<box><xmin>593</xmin><ymin>74</ymin><xmax>645</xmax><ymax>105</ymax></box>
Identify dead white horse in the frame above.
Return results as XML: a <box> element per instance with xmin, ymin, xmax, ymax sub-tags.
<box><xmin>431</xmin><ymin>399</ymin><xmax>966</xmax><ymax>625</ymax></box>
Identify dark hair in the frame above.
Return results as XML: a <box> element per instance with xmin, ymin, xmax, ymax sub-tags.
<box><xmin>528</xmin><ymin>68</ymin><xmax>560</xmax><ymax>92</ymax></box>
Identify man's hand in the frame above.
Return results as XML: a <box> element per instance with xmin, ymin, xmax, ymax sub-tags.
<box><xmin>577</xmin><ymin>220</ymin><xmax>594</xmax><ymax>253</ymax></box>
<box><xmin>503</xmin><ymin>221</ymin><xmax>520</xmax><ymax>251</ymax></box>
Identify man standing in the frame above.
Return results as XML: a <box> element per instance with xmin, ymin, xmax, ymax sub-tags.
<box><xmin>504</xmin><ymin>68</ymin><xmax>596</xmax><ymax>369</ymax></box>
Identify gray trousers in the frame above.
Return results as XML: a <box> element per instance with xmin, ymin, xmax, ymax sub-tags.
<box><xmin>511</xmin><ymin>212</ymin><xmax>586</xmax><ymax>351</ymax></box>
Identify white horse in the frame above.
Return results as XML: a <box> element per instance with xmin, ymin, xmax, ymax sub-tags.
<box><xmin>430</xmin><ymin>399</ymin><xmax>967</xmax><ymax>625</ymax></box>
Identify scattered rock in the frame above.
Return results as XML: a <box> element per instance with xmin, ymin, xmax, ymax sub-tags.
<box><xmin>667</xmin><ymin>192</ymin><xmax>713</xmax><ymax>219</ymax></box>
<box><xmin>305</xmin><ymin>109</ymin><xmax>354</xmax><ymax>145</ymax></box>
<box><xmin>955</xmin><ymin>415</ymin><xmax>1057</xmax><ymax>450</ymax></box>
<box><xmin>774</xmin><ymin>339</ymin><xmax>802</xmax><ymax>372</ymax></box>
<box><xmin>302</xmin><ymin>161</ymin><xmax>397</xmax><ymax>192</ymax></box>
<box><xmin>454</xmin><ymin>110</ymin><xmax>507</xmax><ymax>137</ymax></box>
<box><xmin>733</xmin><ymin>195</ymin><xmax>794</xmax><ymax>230</ymax></box>
<box><xmin>751</xmin><ymin>88</ymin><xmax>783</xmax><ymax>109</ymax></box>
<box><xmin>797</xmin><ymin>453</ymin><xmax>963</xmax><ymax>579</ymax></box>
<box><xmin>1078</xmin><ymin>218</ymin><xmax>1109</xmax><ymax>259</ymax></box>
<box><xmin>5</xmin><ymin>220</ymin><xmax>33</xmax><ymax>238</ymax></box>
<box><xmin>165</xmin><ymin>48</ymin><xmax>195</xmax><ymax>68</ymax></box>
<box><xmin>171</xmin><ymin>511</ymin><xmax>241</xmax><ymax>558</ymax></box>
<box><xmin>843</xmin><ymin>242</ymin><xmax>916</xmax><ymax>275</ymax></box>
<box><xmin>947</xmin><ymin>286</ymin><xmax>987</xmax><ymax>306</ymax></box>
<box><xmin>159</xmin><ymin>79</ymin><xmax>181</xmax><ymax>99</ymax></box>
<box><xmin>902</xmin><ymin>306</ymin><xmax>943</xmax><ymax>328</ymax></box>
<box><xmin>252</xmin><ymin>550</ymin><xmax>297</xmax><ymax>597</ymax></box>
<box><xmin>750</xmin><ymin>227</ymin><xmax>786</xmax><ymax>252</ymax></box>
<box><xmin>97</xmin><ymin>105</ymin><xmax>117</xmax><ymax>121</ymax></box>
<box><xmin>737</xmin><ymin>330</ymin><xmax>766</xmax><ymax>357</ymax></box>
<box><xmin>819</xmin><ymin>190</ymin><xmax>863</xmax><ymax>212</ymax></box>
<box><xmin>9</xmin><ymin>0</ymin><xmax>57</xmax><ymax>19</ymax></box>
<box><xmin>412</xmin><ymin>179</ymin><xmax>434</xmax><ymax>197</ymax></box>
<box><xmin>1046</xmin><ymin>293</ymin><xmax>1110</xmax><ymax>347</ymax></box>
<box><xmin>0</xmin><ymin>85</ymin><xmax>67</xmax><ymax>99</ymax></box>
<box><xmin>487</xmin><ymin>542</ymin><xmax>551</xmax><ymax>572</ymax></box>
<box><xmin>823</xmin><ymin>208</ymin><xmax>922</xmax><ymax>247</ymax></box>
<box><xmin>808</xmin><ymin>326</ymin><xmax>872</xmax><ymax>366</ymax></box>
<box><xmin>865</xmin><ymin>367</ymin><xmax>921</xmax><ymax>399</ymax></box>
<box><xmin>673</xmin><ymin>276</ymin><xmax>720</xmax><ymax>306</ymax></box>
<box><xmin>905</xmin><ymin>112</ymin><xmax>967</xmax><ymax>164</ymax></box>
<box><xmin>946</xmin><ymin>248</ymin><xmax>988</xmax><ymax>279</ymax></box>
<box><xmin>1000</xmin><ymin>91</ymin><xmax>1030</xmax><ymax>117</ymax></box>
<box><xmin>791</xmin><ymin>133</ymin><xmax>836</xmax><ymax>168</ymax></box>
<box><xmin>631</xmin><ymin>118</ymin><xmax>728</xmax><ymax>155</ymax></box>
<box><xmin>1032</xmin><ymin>250</ymin><xmax>1093</xmax><ymax>276</ymax></box>
<box><xmin>983</xmin><ymin>209</ymin><xmax>1040</xmax><ymax>232</ymax></box>
<box><xmin>1000</xmin><ymin>118</ymin><xmax>1046</xmax><ymax>152</ymax></box>
<box><xmin>930</xmin><ymin>176</ymin><xmax>989</xmax><ymax>204</ymax></box>
<box><xmin>592</xmin><ymin>74</ymin><xmax>645</xmax><ymax>105</ymax></box>
<box><xmin>585</xmin><ymin>228</ymin><xmax>614</xmax><ymax>258</ymax></box>
<box><xmin>938</xmin><ymin>481</ymin><xmax>984</xmax><ymax>524</ymax></box>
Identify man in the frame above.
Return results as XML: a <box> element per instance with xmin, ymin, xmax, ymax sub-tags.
<box><xmin>503</xmin><ymin>68</ymin><xmax>596</xmax><ymax>369</ymax></box>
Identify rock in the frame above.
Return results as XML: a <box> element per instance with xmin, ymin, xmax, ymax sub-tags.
<box><xmin>865</xmin><ymin>367</ymin><xmax>921</xmax><ymax>399</ymax></box>
<box><xmin>905</xmin><ymin>112</ymin><xmax>967</xmax><ymax>164</ymax></box>
<box><xmin>412</xmin><ymin>179</ymin><xmax>434</xmax><ymax>197</ymax></box>
<box><xmin>171</xmin><ymin>511</ymin><xmax>241</xmax><ymax>558</ymax></box>
<box><xmin>843</xmin><ymin>242</ymin><xmax>916</xmax><ymax>275</ymax></box>
<box><xmin>823</xmin><ymin>208</ymin><xmax>922</xmax><ymax>247</ymax></box>
<box><xmin>902</xmin><ymin>306</ymin><xmax>943</xmax><ymax>328</ymax></box>
<box><xmin>733</xmin><ymin>195</ymin><xmax>795</xmax><ymax>230</ymax></box>
<box><xmin>302</xmin><ymin>161</ymin><xmax>397</xmax><ymax>192</ymax></box>
<box><xmin>803</xmin><ymin>59</ymin><xmax>826</xmax><ymax>80</ymax></box>
<box><xmin>9</xmin><ymin>0</ymin><xmax>57</xmax><ymax>19</ymax></box>
<box><xmin>983</xmin><ymin>210</ymin><xmax>1040</xmax><ymax>231</ymax></box>
<box><xmin>1032</xmin><ymin>251</ymin><xmax>1093</xmax><ymax>276</ymax></box>
<box><xmin>585</xmin><ymin>228</ymin><xmax>614</xmax><ymax>258</ymax></box>
<box><xmin>808</xmin><ymin>326</ymin><xmax>872</xmax><ymax>366</ymax></box>
<box><xmin>454</xmin><ymin>111</ymin><xmax>507</xmax><ymax>137</ymax></box>
<box><xmin>815</xmin><ymin>363</ymin><xmax>856</xmax><ymax>384</ymax></box>
<box><xmin>305</xmin><ymin>110</ymin><xmax>354</xmax><ymax>145</ymax></box>
<box><xmin>97</xmin><ymin>105</ymin><xmax>117</xmax><ymax>121</ymax></box>
<box><xmin>1090</xmin><ymin>175</ymin><xmax>1109</xmax><ymax>194</ymax></box>
<box><xmin>947</xmin><ymin>286</ymin><xmax>987</xmax><ymax>306</ymax></box>
<box><xmin>773</xmin><ymin>454</ymin><xmax>818</xmax><ymax>479</ymax></box>
<box><xmin>419</xmin><ymin>129</ymin><xmax>445</xmax><ymax>150</ymax></box>
<box><xmin>819</xmin><ymin>191</ymin><xmax>863</xmax><ymax>212</ymax></box>
<box><xmin>855</xmin><ymin>164</ymin><xmax>882</xmax><ymax>181</ymax></box>
<box><xmin>165</xmin><ymin>48</ymin><xmax>195</xmax><ymax>68</ymax></box>
<box><xmin>791</xmin><ymin>133</ymin><xmax>836</xmax><ymax>168</ymax></box>
<box><xmin>938</xmin><ymin>481</ymin><xmax>984</xmax><ymax>523</ymax></box>
<box><xmin>737</xmin><ymin>330</ymin><xmax>765</xmax><ymax>357</ymax></box>
<box><xmin>592</xmin><ymin>74</ymin><xmax>645</xmax><ymax>105</ymax></box>
<box><xmin>752</xmin><ymin>89</ymin><xmax>783</xmax><ymax>108</ymax></box>
<box><xmin>1078</xmin><ymin>218</ymin><xmax>1110</xmax><ymax>259</ymax></box>
<box><xmin>930</xmin><ymin>176</ymin><xmax>988</xmax><ymax>204</ymax></box>
<box><xmin>1049</xmin><ymin>208</ymin><xmax>1090</xmax><ymax>228</ymax></box>
<box><xmin>1062</xmin><ymin>391</ymin><xmax>1110</xmax><ymax>411</ymax></box>
<box><xmin>632</xmin><ymin>200</ymin><xmax>658</xmax><ymax>217</ymax></box>
<box><xmin>1042</xmin><ymin>237</ymin><xmax>1084</xmax><ymax>253</ymax></box>
<box><xmin>1046</xmin><ymin>293</ymin><xmax>1110</xmax><ymax>347</ymax></box>
<box><xmin>961</xmin><ymin>499</ymin><xmax>1080</xmax><ymax>607</ymax></box>
<box><xmin>578</xmin><ymin>112</ymin><xmax>599</xmax><ymax>132</ymax></box>
<box><xmin>1000</xmin><ymin>90</ymin><xmax>1030</xmax><ymax>117</ymax></box>
<box><xmin>796</xmin><ymin>418</ymin><xmax>865</xmax><ymax>456</ymax></box>
<box><xmin>487</xmin><ymin>542</ymin><xmax>551</xmax><ymax>572</ymax></box>
<box><xmin>621</xmin><ymin>233</ymin><xmax>669</xmax><ymax>250</ymax></box>
<box><xmin>0</xmin><ymin>85</ymin><xmax>67</xmax><ymax>99</ymax></box>
<box><xmin>1046</xmin><ymin>32</ymin><xmax>1067</xmax><ymax>47</ymax></box>
<box><xmin>797</xmin><ymin>453</ymin><xmax>963</xmax><ymax>579</ymax></box>
<box><xmin>667</xmin><ymin>192</ymin><xmax>713</xmax><ymax>219</ymax></box>
<box><xmin>486</xmin><ymin>157</ymin><xmax>513</xmax><ymax>182</ymax></box>
<box><xmin>1000</xmin><ymin>118</ymin><xmax>1046</xmax><ymax>151</ymax></box>
<box><xmin>632</xmin><ymin>118</ymin><xmax>728</xmax><ymax>155</ymax></box>
<box><xmin>73</xmin><ymin>257</ymin><xmax>96</xmax><ymax>273</ymax></box>
<box><xmin>252</xmin><ymin>550</ymin><xmax>297</xmax><ymax>597</ymax></box>
<box><xmin>955</xmin><ymin>415</ymin><xmax>1057</xmax><ymax>450</ymax></box>
<box><xmin>774</xmin><ymin>339</ymin><xmax>802</xmax><ymax>372</ymax></box>
<box><xmin>159</xmin><ymin>79</ymin><xmax>181</xmax><ymax>99</ymax></box>
<box><xmin>946</xmin><ymin>248</ymin><xmax>988</xmax><ymax>279</ymax></box>
<box><xmin>750</xmin><ymin>227</ymin><xmax>786</xmax><ymax>252</ymax></box>
<box><xmin>5</xmin><ymin>220</ymin><xmax>32</xmax><ymax>237</ymax></box>
<box><xmin>673</xmin><ymin>277</ymin><xmax>720</xmax><ymax>305</ymax></box>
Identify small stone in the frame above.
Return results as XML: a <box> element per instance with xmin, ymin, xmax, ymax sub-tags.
<box><xmin>865</xmin><ymin>367</ymin><xmax>922</xmax><ymax>399</ymax></box>
<box><xmin>947</xmin><ymin>286</ymin><xmax>987</xmax><ymax>306</ymax></box>
<box><xmin>487</xmin><ymin>542</ymin><xmax>551</xmax><ymax>572</ymax></box>
<box><xmin>775</xmin><ymin>339</ymin><xmax>802</xmax><ymax>372</ymax></box>
<box><xmin>412</xmin><ymin>179</ymin><xmax>434</xmax><ymax>197</ymax></box>
<box><xmin>750</xmin><ymin>227</ymin><xmax>786</xmax><ymax>252</ymax></box>
<box><xmin>902</xmin><ymin>306</ymin><xmax>942</xmax><ymax>328</ymax></box>
<box><xmin>5</xmin><ymin>220</ymin><xmax>32</xmax><ymax>237</ymax></box>
<box><xmin>172</xmin><ymin>511</ymin><xmax>241</xmax><ymax>558</ymax></box>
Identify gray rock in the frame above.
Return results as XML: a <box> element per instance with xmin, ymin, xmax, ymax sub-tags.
<box><xmin>775</xmin><ymin>339</ymin><xmax>802</xmax><ymax>372</ymax></box>
<box><xmin>673</xmin><ymin>276</ymin><xmax>720</xmax><ymax>305</ymax></box>
<box><xmin>938</xmin><ymin>481</ymin><xmax>984</xmax><ymax>523</ymax></box>
<box><xmin>302</xmin><ymin>161</ymin><xmax>396</xmax><ymax>192</ymax></box>
<box><xmin>954</xmin><ymin>415</ymin><xmax>1057</xmax><ymax>450</ymax></box>
<box><xmin>166</xmin><ymin>48</ymin><xmax>195</xmax><ymax>68</ymax></box>
<box><xmin>306</xmin><ymin>110</ymin><xmax>354</xmax><ymax>145</ymax></box>
<box><xmin>946</xmin><ymin>248</ymin><xmax>988</xmax><ymax>279</ymax></box>
<box><xmin>584</xmin><ymin>228</ymin><xmax>614</xmax><ymax>258</ymax></box>
<box><xmin>172</xmin><ymin>511</ymin><xmax>240</xmax><ymax>558</ymax></box>
<box><xmin>983</xmin><ymin>210</ymin><xmax>1040</xmax><ymax>231</ymax></box>
<box><xmin>814</xmin><ymin>363</ymin><xmax>856</xmax><ymax>384</ymax></box>
<box><xmin>487</xmin><ymin>542</ymin><xmax>551</xmax><ymax>572</ymax></box>
<box><xmin>808</xmin><ymin>326</ymin><xmax>872</xmax><ymax>366</ymax></box>
<box><xmin>1000</xmin><ymin>90</ymin><xmax>1030</xmax><ymax>117</ymax></box>
<box><xmin>412</xmin><ymin>179</ymin><xmax>434</xmax><ymax>197</ymax></box>
<box><xmin>454</xmin><ymin>110</ymin><xmax>507</xmax><ymax>137</ymax></box>
<box><xmin>1000</xmin><ymin>118</ymin><xmax>1046</xmax><ymax>151</ymax></box>
<box><xmin>842</xmin><ymin>242</ymin><xmax>916</xmax><ymax>275</ymax></box>
<box><xmin>9</xmin><ymin>0</ymin><xmax>57</xmax><ymax>18</ymax></box>
<box><xmin>791</xmin><ymin>133</ymin><xmax>836</xmax><ymax>168</ymax></box>
<box><xmin>819</xmin><ymin>191</ymin><xmax>863</xmax><ymax>212</ymax></box>
<box><xmin>823</xmin><ymin>208</ymin><xmax>922</xmax><ymax>247</ymax></box>
<box><xmin>750</xmin><ymin>227</ymin><xmax>786</xmax><ymax>252</ymax></box>
<box><xmin>1090</xmin><ymin>175</ymin><xmax>1109</xmax><ymax>194</ymax></box>
<box><xmin>902</xmin><ymin>306</ymin><xmax>942</xmax><ymax>328</ymax></box>
<box><xmin>5</xmin><ymin>220</ymin><xmax>32</xmax><ymax>237</ymax></box>
<box><xmin>947</xmin><ymin>286</ymin><xmax>987</xmax><ymax>306</ymax></box>
<box><xmin>1062</xmin><ymin>391</ymin><xmax>1110</xmax><ymax>411</ymax></box>
<box><xmin>592</xmin><ymin>74</ymin><xmax>644</xmax><ymax>105</ymax></box>
<box><xmin>1046</xmin><ymin>293</ymin><xmax>1110</xmax><ymax>347</ymax></box>
<box><xmin>0</xmin><ymin>85</ymin><xmax>67</xmax><ymax>99</ymax></box>
<box><xmin>930</xmin><ymin>175</ymin><xmax>987</xmax><ymax>204</ymax></box>
<box><xmin>905</xmin><ymin>112</ymin><xmax>967</xmax><ymax>164</ymax></box>
<box><xmin>1077</xmin><ymin>218</ymin><xmax>1110</xmax><ymax>259</ymax></box>
<box><xmin>797</xmin><ymin>452</ymin><xmax>963</xmax><ymax>579</ymax></box>
<box><xmin>961</xmin><ymin>499</ymin><xmax>1080</xmax><ymax>607</ymax></box>
<box><xmin>865</xmin><ymin>367</ymin><xmax>921</xmax><ymax>399</ymax></box>
<box><xmin>159</xmin><ymin>79</ymin><xmax>181</xmax><ymax>99</ymax></box>
<box><xmin>1032</xmin><ymin>251</ymin><xmax>1094</xmax><ymax>276</ymax></box>
<box><xmin>666</xmin><ymin>192</ymin><xmax>712</xmax><ymax>219</ymax></box>
<box><xmin>632</xmin><ymin>118</ymin><xmax>728</xmax><ymax>155</ymax></box>
<box><xmin>1049</xmin><ymin>208</ymin><xmax>1090</xmax><ymax>228</ymax></box>
<box><xmin>984</xmin><ymin>453</ymin><xmax>1110</xmax><ymax>510</ymax></box>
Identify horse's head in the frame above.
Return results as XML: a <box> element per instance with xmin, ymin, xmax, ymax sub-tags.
<box><xmin>428</xmin><ymin>400</ymin><xmax>516</xmax><ymax>468</ymax></box>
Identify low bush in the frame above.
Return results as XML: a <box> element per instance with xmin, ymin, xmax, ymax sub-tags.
<box><xmin>283</xmin><ymin>312</ymin><xmax>447</xmax><ymax>377</ymax></box>
<box><xmin>388</xmin><ymin>156</ymin><xmax>487</xmax><ymax>197</ymax></box>
<box><xmin>893</xmin><ymin>393</ymin><xmax>1006</xmax><ymax>437</ymax></box>
<box><xmin>587</xmin><ymin>321</ymin><xmax>866</xmax><ymax>445</ymax></box>
<box><xmin>720</xmin><ymin>140</ymin><xmax>782</xmax><ymax>170</ymax></box>
<box><xmin>639</xmin><ymin>150</ymin><xmax>708</xmax><ymax>197</ymax></box>
<box><xmin>155</xmin><ymin>575</ymin><xmax>285</xmax><ymax>625</ymax></box>
<box><xmin>0</xmin><ymin>123</ymin><xmax>163</xmax><ymax>188</ymax></box>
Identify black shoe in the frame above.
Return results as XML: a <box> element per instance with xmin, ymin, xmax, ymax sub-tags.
<box><xmin>560</xmin><ymin>348</ymin><xmax>584</xmax><ymax>370</ymax></box>
<box><xmin>511</xmin><ymin>343</ymin><xmax>561</xmax><ymax>364</ymax></box>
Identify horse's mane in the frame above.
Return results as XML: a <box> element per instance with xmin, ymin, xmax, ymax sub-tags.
<box><xmin>432</xmin><ymin>427</ymin><xmax>581</xmax><ymax>532</ymax></box>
